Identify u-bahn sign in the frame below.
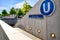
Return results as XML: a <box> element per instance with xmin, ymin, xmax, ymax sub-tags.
<box><xmin>40</xmin><ymin>0</ymin><xmax>55</xmax><ymax>16</ymax></box>
<box><xmin>29</xmin><ymin>0</ymin><xmax>55</xmax><ymax>18</ymax></box>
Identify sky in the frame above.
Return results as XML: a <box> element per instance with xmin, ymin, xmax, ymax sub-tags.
<box><xmin>0</xmin><ymin>0</ymin><xmax>39</xmax><ymax>13</ymax></box>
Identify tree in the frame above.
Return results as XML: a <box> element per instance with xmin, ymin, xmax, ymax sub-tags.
<box><xmin>10</xmin><ymin>7</ymin><xmax>16</xmax><ymax>15</ymax></box>
<box><xmin>2</xmin><ymin>10</ymin><xmax>8</xmax><ymax>16</ymax></box>
<box><xmin>22</xmin><ymin>1</ymin><xmax>32</xmax><ymax>15</ymax></box>
<box><xmin>0</xmin><ymin>14</ymin><xmax>1</xmax><ymax>16</ymax></box>
<box><xmin>16</xmin><ymin>9</ymin><xmax>24</xmax><ymax>16</ymax></box>
<box><xmin>0</xmin><ymin>14</ymin><xmax>2</xmax><ymax>16</ymax></box>
<box><xmin>7</xmin><ymin>13</ymin><xmax>10</xmax><ymax>16</ymax></box>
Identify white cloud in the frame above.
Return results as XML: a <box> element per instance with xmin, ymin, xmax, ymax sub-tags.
<box><xmin>0</xmin><ymin>7</ymin><xmax>7</xmax><ymax>10</ymax></box>
<box><xmin>13</xmin><ymin>1</ymin><xmax>24</xmax><ymax>8</ymax></box>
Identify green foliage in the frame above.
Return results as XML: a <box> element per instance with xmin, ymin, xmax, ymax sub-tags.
<box><xmin>22</xmin><ymin>1</ymin><xmax>32</xmax><ymax>15</ymax></box>
<box><xmin>7</xmin><ymin>14</ymin><xmax>10</xmax><ymax>16</ymax></box>
<box><xmin>16</xmin><ymin>9</ymin><xmax>24</xmax><ymax>16</ymax></box>
<box><xmin>0</xmin><ymin>14</ymin><xmax>2</xmax><ymax>16</ymax></box>
<box><xmin>2</xmin><ymin>10</ymin><xmax>8</xmax><ymax>16</ymax></box>
<box><xmin>10</xmin><ymin>7</ymin><xmax>16</xmax><ymax>15</ymax></box>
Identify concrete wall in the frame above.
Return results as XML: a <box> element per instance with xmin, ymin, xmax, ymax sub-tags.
<box><xmin>15</xmin><ymin>0</ymin><xmax>60</xmax><ymax>40</ymax></box>
<box><xmin>47</xmin><ymin>0</ymin><xmax>60</xmax><ymax>40</ymax></box>
<box><xmin>0</xmin><ymin>25</ymin><xmax>9</xmax><ymax>40</ymax></box>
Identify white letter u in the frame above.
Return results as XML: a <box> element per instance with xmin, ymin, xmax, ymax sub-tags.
<box><xmin>43</xmin><ymin>2</ymin><xmax>50</xmax><ymax>13</ymax></box>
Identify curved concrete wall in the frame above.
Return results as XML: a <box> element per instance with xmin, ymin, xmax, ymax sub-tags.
<box><xmin>15</xmin><ymin>0</ymin><xmax>60</xmax><ymax>40</ymax></box>
<box><xmin>0</xmin><ymin>25</ymin><xmax>9</xmax><ymax>40</ymax></box>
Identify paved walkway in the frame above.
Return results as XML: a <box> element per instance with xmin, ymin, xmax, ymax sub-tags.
<box><xmin>0</xmin><ymin>20</ymin><xmax>41</xmax><ymax>40</ymax></box>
